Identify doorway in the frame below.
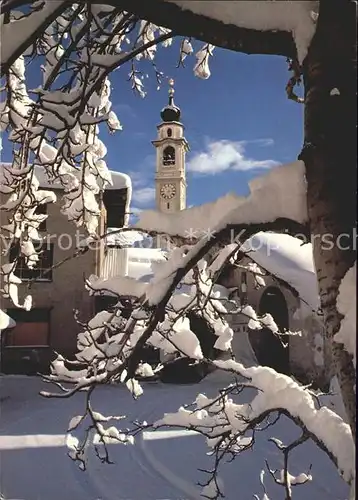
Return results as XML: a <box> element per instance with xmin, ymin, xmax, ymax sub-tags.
<box><xmin>249</xmin><ymin>287</ymin><xmax>290</xmax><ymax>375</ymax></box>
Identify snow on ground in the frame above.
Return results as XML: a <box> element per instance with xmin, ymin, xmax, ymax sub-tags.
<box><xmin>0</xmin><ymin>376</ymin><xmax>349</xmax><ymax>500</ymax></box>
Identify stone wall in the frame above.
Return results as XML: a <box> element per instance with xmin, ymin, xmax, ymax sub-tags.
<box><xmin>0</xmin><ymin>189</ymin><xmax>97</xmax><ymax>373</ymax></box>
<box><xmin>219</xmin><ymin>258</ymin><xmax>327</xmax><ymax>387</ymax></box>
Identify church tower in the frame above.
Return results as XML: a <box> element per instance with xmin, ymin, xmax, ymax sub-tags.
<box><xmin>153</xmin><ymin>79</ymin><xmax>189</xmax><ymax>213</ymax></box>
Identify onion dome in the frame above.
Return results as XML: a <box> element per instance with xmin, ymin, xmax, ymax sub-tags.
<box><xmin>160</xmin><ymin>78</ymin><xmax>181</xmax><ymax>122</ymax></box>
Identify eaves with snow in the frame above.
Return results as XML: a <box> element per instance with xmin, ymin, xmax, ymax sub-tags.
<box><xmin>240</xmin><ymin>231</ymin><xmax>319</xmax><ymax>315</ymax></box>
<box><xmin>1</xmin><ymin>162</ymin><xmax>134</xmax><ymax>226</ymax></box>
<box><xmin>105</xmin><ymin>228</ymin><xmax>148</xmax><ymax>247</ymax></box>
<box><xmin>103</xmin><ymin>229</ymin><xmax>320</xmax><ymax>320</ymax></box>
<box><xmin>0</xmin><ymin>163</ymin><xmax>131</xmax><ymax>192</ymax></box>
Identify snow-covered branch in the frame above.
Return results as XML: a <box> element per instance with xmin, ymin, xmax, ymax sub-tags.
<box><xmin>105</xmin><ymin>0</ymin><xmax>302</xmax><ymax>59</ymax></box>
<box><xmin>0</xmin><ymin>4</ymin><xmax>179</xmax><ymax>311</ymax></box>
<box><xmin>41</xmin><ymin>212</ymin><xmax>354</xmax><ymax>498</ymax></box>
<box><xmin>0</xmin><ymin>1</ymin><xmax>69</xmax><ymax>76</ymax></box>
<box><xmin>266</xmin><ymin>433</ymin><xmax>312</xmax><ymax>500</ymax></box>
<box><xmin>1</xmin><ymin>0</ymin><xmax>319</xmax><ymax>78</ymax></box>
<box><xmin>152</xmin><ymin>361</ymin><xmax>354</xmax><ymax>498</ymax></box>
<box><xmin>1</xmin><ymin>3</ymin><xmax>354</xmax><ymax>499</ymax></box>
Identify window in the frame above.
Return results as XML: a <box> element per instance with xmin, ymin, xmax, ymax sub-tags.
<box><xmin>167</xmin><ymin>128</ymin><xmax>172</xmax><ymax>137</ymax></box>
<box><xmin>167</xmin><ymin>202</ymin><xmax>170</xmax><ymax>209</ymax></box>
<box><xmin>9</xmin><ymin>241</ymin><xmax>54</xmax><ymax>281</ymax></box>
<box><xmin>163</xmin><ymin>146</ymin><xmax>175</xmax><ymax>166</ymax></box>
<box><xmin>103</xmin><ymin>189</ymin><xmax>127</xmax><ymax>228</ymax></box>
<box><xmin>34</xmin><ymin>203</ymin><xmax>47</xmax><ymax>231</ymax></box>
<box><xmin>4</xmin><ymin>308</ymin><xmax>50</xmax><ymax>347</ymax></box>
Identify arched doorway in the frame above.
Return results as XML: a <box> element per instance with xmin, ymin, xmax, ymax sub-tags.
<box><xmin>159</xmin><ymin>312</ymin><xmax>218</xmax><ymax>384</ymax></box>
<box><xmin>249</xmin><ymin>287</ymin><xmax>290</xmax><ymax>375</ymax></box>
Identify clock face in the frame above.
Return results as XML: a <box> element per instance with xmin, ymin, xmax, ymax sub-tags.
<box><xmin>160</xmin><ymin>183</ymin><xmax>176</xmax><ymax>199</ymax></box>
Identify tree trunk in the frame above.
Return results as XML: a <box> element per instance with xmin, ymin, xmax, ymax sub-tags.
<box><xmin>301</xmin><ymin>0</ymin><xmax>356</xmax><ymax>439</ymax></box>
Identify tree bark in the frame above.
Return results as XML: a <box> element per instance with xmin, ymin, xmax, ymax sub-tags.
<box><xmin>301</xmin><ymin>0</ymin><xmax>356</xmax><ymax>439</ymax></box>
<box><xmin>112</xmin><ymin>0</ymin><xmax>297</xmax><ymax>58</ymax></box>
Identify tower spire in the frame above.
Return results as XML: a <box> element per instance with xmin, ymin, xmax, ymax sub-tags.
<box><xmin>160</xmin><ymin>77</ymin><xmax>181</xmax><ymax>122</ymax></box>
<box><xmin>153</xmin><ymin>77</ymin><xmax>189</xmax><ymax>215</ymax></box>
<box><xmin>168</xmin><ymin>78</ymin><xmax>175</xmax><ymax>106</ymax></box>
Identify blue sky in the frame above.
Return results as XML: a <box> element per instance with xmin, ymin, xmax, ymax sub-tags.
<box><xmin>1</xmin><ymin>38</ymin><xmax>304</xmax><ymax>213</ymax></box>
<box><xmin>106</xmin><ymin>39</ymin><xmax>304</xmax><ymax>212</ymax></box>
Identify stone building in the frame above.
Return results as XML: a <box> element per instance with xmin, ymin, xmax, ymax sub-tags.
<box><xmin>0</xmin><ymin>165</ymin><xmax>130</xmax><ymax>374</ymax></box>
<box><xmin>217</xmin><ymin>232</ymin><xmax>326</xmax><ymax>388</ymax></box>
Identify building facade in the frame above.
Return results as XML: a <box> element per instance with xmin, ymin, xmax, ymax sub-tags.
<box><xmin>0</xmin><ymin>165</ymin><xmax>130</xmax><ymax>374</ymax></box>
<box><xmin>219</xmin><ymin>256</ymin><xmax>327</xmax><ymax>388</ymax></box>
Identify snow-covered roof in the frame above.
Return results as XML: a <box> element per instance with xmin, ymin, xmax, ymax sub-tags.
<box><xmin>126</xmin><ymin>247</ymin><xmax>167</xmax><ymax>280</ymax></box>
<box><xmin>90</xmin><ymin>247</ymin><xmax>167</xmax><ymax>295</ymax></box>
<box><xmin>240</xmin><ymin>232</ymin><xmax>319</xmax><ymax>315</ymax></box>
<box><xmin>127</xmin><ymin>247</ymin><xmax>167</xmax><ymax>261</ymax></box>
<box><xmin>105</xmin><ymin>229</ymin><xmax>146</xmax><ymax>247</ymax></box>
<box><xmin>0</xmin><ymin>309</ymin><xmax>16</xmax><ymax>330</ymax></box>
<box><xmin>107</xmin><ymin>171</ymin><xmax>131</xmax><ymax>190</ymax></box>
<box><xmin>102</xmin><ymin>247</ymin><xmax>165</xmax><ymax>281</ymax></box>
<box><xmin>127</xmin><ymin>263</ymin><xmax>154</xmax><ymax>281</ymax></box>
<box><xmin>33</xmin><ymin>165</ymin><xmax>131</xmax><ymax>190</ymax></box>
<box><xmin>101</xmin><ymin>246</ymin><xmax>166</xmax><ymax>283</ymax></box>
<box><xmin>0</xmin><ymin>163</ymin><xmax>131</xmax><ymax>191</ymax></box>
